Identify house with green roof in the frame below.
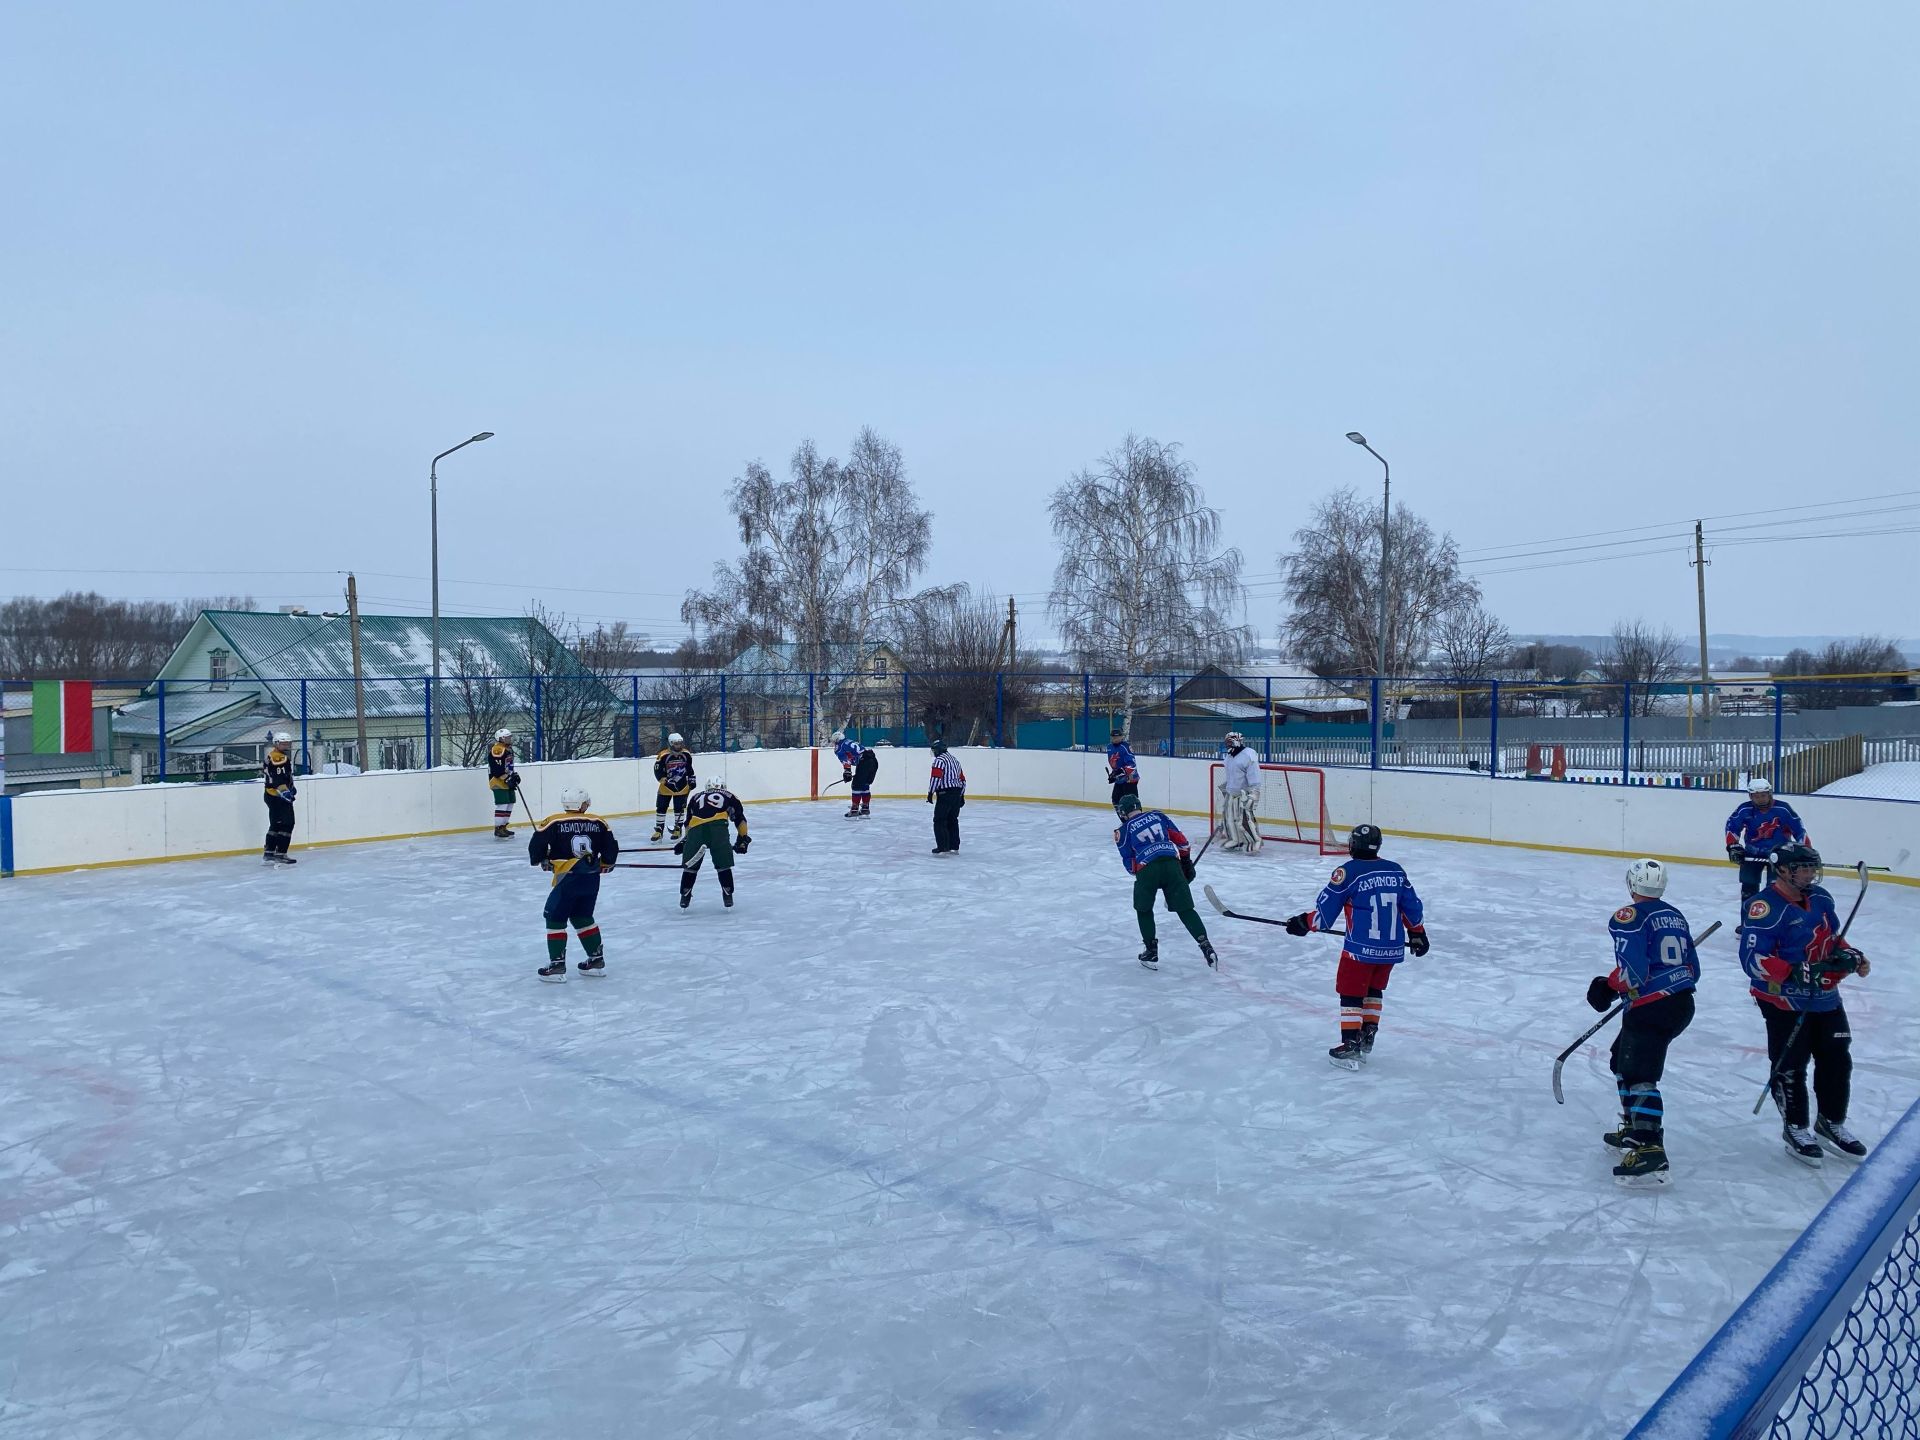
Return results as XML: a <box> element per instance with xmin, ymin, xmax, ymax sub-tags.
<box><xmin>116</xmin><ymin>609</ymin><xmax>618</xmax><ymax>779</ymax></box>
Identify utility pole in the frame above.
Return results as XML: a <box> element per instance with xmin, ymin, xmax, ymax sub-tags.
<box><xmin>1692</xmin><ymin>520</ymin><xmax>1712</xmax><ymax>728</ymax></box>
<box><xmin>1007</xmin><ymin>596</ymin><xmax>1017</xmax><ymax>664</ymax></box>
<box><xmin>347</xmin><ymin>573</ymin><xmax>370</xmax><ymax>771</ymax></box>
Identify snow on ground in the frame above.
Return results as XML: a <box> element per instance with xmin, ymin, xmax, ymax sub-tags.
<box><xmin>1816</xmin><ymin>759</ymin><xmax>1920</xmax><ymax>802</ymax></box>
<box><xmin>3</xmin><ymin>800</ymin><xmax>1917</xmax><ymax>1440</ymax></box>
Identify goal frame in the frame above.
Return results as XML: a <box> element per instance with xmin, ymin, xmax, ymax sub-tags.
<box><xmin>1209</xmin><ymin>762</ymin><xmax>1341</xmax><ymax>855</ymax></box>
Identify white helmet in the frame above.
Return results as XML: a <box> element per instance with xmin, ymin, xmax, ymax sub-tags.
<box><xmin>700</xmin><ymin>776</ymin><xmax>727</xmax><ymax>793</ymax></box>
<box><xmin>1626</xmin><ymin>858</ymin><xmax>1667</xmax><ymax>898</ymax></box>
<box><xmin>1748</xmin><ymin>777</ymin><xmax>1773</xmax><ymax>797</ymax></box>
<box><xmin>496</xmin><ymin>728</ymin><xmax>513</xmax><ymax>742</ymax></box>
<box><xmin>272</xmin><ymin>731</ymin><xmax>292</xmax><ymax>746</ymax></box>
<box><xmin>831</xmin><ymin>729</ymin><xmax>845</xmax><ymax>743</ymax></box>
<box><xmin>668</xmin><ymin>732</ymin><xmax>685</xmax><ymax>746</ymax></box>
<box><xmin>560</xmin><ymin>787</ymin><xmax>591</xmax><ymax>813</ymax></box>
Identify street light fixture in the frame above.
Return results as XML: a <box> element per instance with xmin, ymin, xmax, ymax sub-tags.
<box><xmin>429</xmin><ymin>431</ymin><xmax>494</xmax><ymax>766</ymax></box>
<box><xmin>1346</xmin><ymin>431</ymin><xmax>1391</xmax><ymax>768</ymax></box>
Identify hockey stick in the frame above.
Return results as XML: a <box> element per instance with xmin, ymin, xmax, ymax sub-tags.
<box><xmin>613</xmin><ymin>862</ymin><xmax>684</xmax><ymax>871</ymax></box>
<box><xmin>1552</xmin><ymin>920</ymin><xmax>1721</xmax><ymax>1104</ymax></box>
<box><xmin>1751</xmin><ymin>861</ymin><xmax>1871</xmax><ymax>1116</ymax></box>
<box><xmin>1200</xmin><ymin>884</ymin><xmax>1346</xmax><ymax>933</ymax></box>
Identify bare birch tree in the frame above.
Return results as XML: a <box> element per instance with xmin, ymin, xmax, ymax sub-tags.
<box><xmin>1281</xmin><ymin>489</ymin><xmax>1478</xmax><ymax>679</ymax></box>
<box><xmin>1597</xmin><ymin>619</ymin><xmax>1687</xmax><ymax>716</ymax></box>
<box><xmin>445</xmin><ymin>640</ymin><xmax>515</xmax><ymax>766</ymax></box>
<box><xmin>893</xmin><ymin>587</ymin><xmax>1044</xmax><ymax>745</ymax></box>
<box><xmin>1046</xmin><ymin>435</ymin><xmax>1250</xmax><ymax>735</ymax></box>
<box><xmin>681</xmin><ymin>428</ymin><xmax>950</xmax><ymax>670</ymax></box>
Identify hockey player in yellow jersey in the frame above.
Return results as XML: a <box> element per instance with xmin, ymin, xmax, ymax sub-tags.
<box><xmin>652</xmin><ymin>732</ymin><xmax>696</xmax><ymax>841</ymax></box>
<box><xmin>528</xmin><ymin>786</ymin><xmax>620</xmax><ymax>981</ymax></box>
<box><xmin>673</xmin><ymin>776</ymin><xmax>750</xmax><ymax>909</ymax></box>
<box><xmin>487</xmin><ymin>729</ymin><xmax>519</xmax><ymax>837</ymax></box>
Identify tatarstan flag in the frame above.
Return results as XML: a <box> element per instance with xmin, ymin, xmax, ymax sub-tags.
<box><xmin>32</xmin><ymin>680</ymin><xmax>94</xmax><ymax>754</ymax></box>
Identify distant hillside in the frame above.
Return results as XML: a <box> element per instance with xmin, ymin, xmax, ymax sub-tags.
<box><xmin>1511</xmin><ymin>634</ymin><xmax>1914</xmax><ymax>667</ymax></box>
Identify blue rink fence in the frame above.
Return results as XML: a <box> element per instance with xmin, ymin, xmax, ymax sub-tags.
<box><xmin>1626</xmin><ymin>1094</ymin><xmax>1920</xmax><ymax>1439</ymax></box>
<box><xmin>1</xmin><ymin>671</ymin><xmax>1916</xmax><ymax>804</ymax></box>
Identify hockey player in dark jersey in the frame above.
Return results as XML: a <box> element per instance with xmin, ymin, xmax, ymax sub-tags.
<box><xmin>833</xmin><ymin>730</ymin><xmax>879</xmax><ymax>817</ymax></box>
<box><xmin>1587</xmin><ymin>859</ymin><xmax>1700</xmax><ymax>1186</ymax></box>
<box><xmin>674</xmin><ymin>777</ymin><xmax>750</xmax><ymax>908</ymax></box>
<box><xmin>1739</xmin><ymin>843</ymin><xmax>1872</xmax><ymax>1164</ymax></box>
<box><xmin>1106</xmin><ymin>730</ymin><xmax>1140</xmax><ymax>817</ymax></box>
<box><xmin>1286</xmin><ymin>825</ymin><xmax>1428</xmax><ymax>1069</ymax></box>
<box><xmin>652</xmin><ymin>733</ymin><xmax>696</xmax><ymax>841</ymax></box>
<box><xmin>527</xmin><ymin>786</ymin><xmax>619</xmax><ymax>981</ymax></box>
<box><xmin>487</xmin><ymin>728</ymin><xmax>519</xmax><ymax>837</ymax></box>
<box><xmin>1725</xmin><ymin>777</ymin><xmax>1808</xmax><ymax>903</ymax></box>
<box><xmin>262</xmin><ymin>731</ymin><xmax>298</xmax><ymax>865</ymax></box>
<box><xmin>1113</xmin><ymin>794</ymin><xmax>1217</xmax><ymax>970</ymax></box>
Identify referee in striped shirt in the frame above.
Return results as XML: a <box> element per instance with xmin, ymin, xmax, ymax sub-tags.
<box><xmin>928</xmin><ymin>740</ymin><xmax>966</xmax><ymax>855</ymax></box>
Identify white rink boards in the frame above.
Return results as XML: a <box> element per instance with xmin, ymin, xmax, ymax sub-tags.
<box><xmin>3</xmin><ymin>800</ymin><xmax>1917</xmax><ymax>1439</ymax></box>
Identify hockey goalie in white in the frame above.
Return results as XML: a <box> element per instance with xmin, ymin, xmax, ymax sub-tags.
<box><xmin>1217</xmin><ymin>732</ymin><xmax>1263</xmax><ymax>855</ymax></box>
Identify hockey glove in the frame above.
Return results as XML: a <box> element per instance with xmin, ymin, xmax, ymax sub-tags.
<box><xmin>926</xmin><ymin>790</ymin><xmax>934</xmax><ymax>804</ymax></box>
<box><xmin>1284</xmin><ymin>912</ymin><xmax>1314</xmax><ymax>937</ymax></box>
<box><xmin>1727</xmin><ymin>844</ymin><xmax>1744</xmax><ymax>862</ymax></box>
<box><xmin>735</xmin><ymin>833</ymin><xmax>751</xmax><ymax>853</ymax></box>
<box><xmin>1179</xmin><ymin>854</ymin><xmax>1196</xmax><ymax>882</ymax></box>
<box><xmin>671</xmin><ymin>841</ymin><xmax>684</xmax><ymax>855</ymax></box>
<box><xmin>1406</xmin><ymin>924</ymin><xmax>1430</xmax><ymax>957</ymax></box>
<box><xmin>842</xmin><ymin>767</ymin><xmax>852</xmax><ymax>782</ymax></box>
<box><xmin>1586</xmin><ymin>976</ymin><xmax>1617</xmax><ymax>1013</ymax></box>
<box><xmin>653</xmin><ymin>762</ymin><xmax>664</xmax><ymax>780</ymax></box>
<box><xmin>508</xmin><ymin>772</ymin><xmax>521</xmax><ymax>791</ymax></box>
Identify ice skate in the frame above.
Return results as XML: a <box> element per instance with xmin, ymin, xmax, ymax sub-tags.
<box><xmin>650</xmin><ymin>822</ymin><xmax>665</xmax><ymax>842</ymax></box>
<box><xmin>1360</xmin><ymin>1023</ymin><xmax>1378</xmax><ymax>1057</ymax></box>
<box><xmin>494</xmin><ymin>824</ymin><xmax>513</xmax><ymax>838</ymax></box>
<box><xmin>1612</xmin><ymin>1141</ymin><xmax>1671</xmax><ymax>1187</ymax></box>
<box><xmin>1602</xmin><ymin>1116</ymin><xmax>1633</xmax><ymax>1151</ymax></box>
<box><xmin>1783</xmin><ymin>1123</ymin><xmax>1823</xmax><ymax>1167</ymax></box>
<box><xmin>1137</xmin><ymin>939</ymin><xmax>1159</xmax><ymax>970</ymax></box>
<box><xmin>722</xmin><ymin>889</ymin><xmax>734</xmax><ymax>908</ymax></box>
<box><xmin>1198</xmin><ymin>939</ymin><xmax>1217</xmax><ymax>969</ymax></box>
<box><xmin>845</xmin><ymin>806</ymin><xmax>861</xmax><ymax>818</ymax></box>
<box><xmin>669</xmin><ymin>822</ymin><xmax>685</xmax><ymax>841</ymax></box>
<box><xmin>576</xmin><ymin>955</ymin><xmax>605</xmax><ymax>977</ymax></box>
<box><xmin>1815</xmin><ymin>1115</ymin><xmax>1867</xmax><ymax>1160</ymax></box>
<box><xmin>537</xmin><ymin>960</ymin><xmax>567</xmax><ymax>983</ymax></box>
<box><xmin>679</xmin><ymin>890</ymin><xmax>692</xmax><ymax>909</ymax></box>
<box><xmin>1328</xmin><ymin>1037</ymin><xmax>1366</xmax><ymax>1071</ymax></box>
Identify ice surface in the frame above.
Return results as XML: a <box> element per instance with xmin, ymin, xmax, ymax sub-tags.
<box><xmin>3</xmin><ymin>800</ymin><xmax>1917</xmax><ymax>1440</ymax></box>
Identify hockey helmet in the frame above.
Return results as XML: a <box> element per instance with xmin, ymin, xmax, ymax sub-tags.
<box><xmin>272</xmin><ymin>731</ymin><xmax>292</xmax><ymax>746</ymax></box>
<box><xmin>668</xmin><ymin>732</ymin><xmax>685</xmax><ymax>747</ymax></box>
<box><xmin>1748</xmin><ymin>776</ymin><xmax>1774</xmax><ymax>799</ymax></box>
<box><xmin>1348</xmin><ymin>824</ymin><xmax>1383</xmax><ymax>860</ymax></box>
<box><xmin>831</xmin><ymin>729</ymin><xmax>845</xmax><ymax>743</ymax></box>
<box><xmin>495</xmin><ymin>728</ymin><xmax>513</xmax><ymax>742</ymax></box>
<box><xmin>930</xmin><ymin>739</ymin><xmax>947</xmax><ymax>756</ymax></box>
<box><xmin>699</xmin><ymin>776</ymin><xmax>727</xmax><ymax>793</ymax></box>
<box><xmin>1772</xmin><ymin>841</ymin><xmax>1821</xmax><ymax>888</ymax></box>
<box><xmin>1116</xmin><ymin>793</ymin><xmax>1143</xmax><ymax>815</ymax></box>
<box><xmin>560</xmin><ymin>787</ymin><xmax>591</xmax><ymax>813</ymax></box>
<box><xmin>1626</xmin><ymin>858</ymin><xmax>1667</xmax><ymax>898</ymax></box>
<box><xmin>1224</xmin><ymin>730</ymin><xmax>1245</xmax><ymax>751</ymax></box>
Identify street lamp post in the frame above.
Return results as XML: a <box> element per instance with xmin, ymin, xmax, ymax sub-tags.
<box><xmin>1346</xmin><ymin>432</ymin><xmax>1390</xmax><ymax>768</ymax></box>
<box><xmin>429</xmin><ymin>431</ymin><xmax>494</xmax><ymax>766</ymax></box>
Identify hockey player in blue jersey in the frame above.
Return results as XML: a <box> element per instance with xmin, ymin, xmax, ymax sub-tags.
<box><xmin>1725</xmin><ymin>777</ymin><xmax>1808</xmax><ymax>903</ymax></box>
<box><xmin>832</xmin><ymin>729</ymin><xmax>879</xmax><ymax>817</ymax></box>
<box><xmin>1285</xmin><ymin>825</ymin><xmax>1428</xmax><ymax>1069</ymax></box>
<box><xmin>1739</xmin><ymin>843</ymin><xmax>1871</xmax><ymax>1164</ymax></box>
<box><xmin>1585</xmin><ymin>859</ymin><xmax>1700</xmax><ymax>1186</ymax></box>
<box><xmin>1106</xmin><ymin>730</ymin><xmax>1140</xmax><ymax>816</ymax></box>
<box><xmin>1113</xmin><ymin>794</ymin><xmax>1217</xmax><ymax>970</ymax></box>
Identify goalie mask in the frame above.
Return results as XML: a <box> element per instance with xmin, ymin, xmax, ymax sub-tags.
<box><xmin>1224</xmin><ymin>731</ymin><xmax>1245</xmax><ymax>752</ymax></box>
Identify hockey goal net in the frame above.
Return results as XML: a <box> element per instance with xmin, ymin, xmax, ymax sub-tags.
<box><xmin>1208</xmin><ymin>763</ymin><xmax>1340</xmax><ymax>854</ymax></box>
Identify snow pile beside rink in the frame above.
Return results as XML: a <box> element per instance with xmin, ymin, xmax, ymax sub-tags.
<box><xmin>3</xmin><ymin>800</ymin><xmax>1916</xmax><ymax>1439</ymax></box>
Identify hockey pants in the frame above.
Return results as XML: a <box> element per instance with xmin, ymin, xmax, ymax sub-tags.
<box><xmin>264</xmin><ymin>795</ymin><xmax>296</xmax><ymax>856</ymax></box>
<box><xmin>1133</xmin><ymin>857</ymin><xmax>1207</xmax><ymax>944</ymax></box>
<box><xmin>543</xmin><ymin>869</ymin><xmax>605</xmax><ymax>962</ymax></box>
<box><xmin>1760</xmin><ymin>1001</ymin><xmax>1852</xmax><ymax>1129</ymax></box>
<box><xmin>1610</xmin><ymin>990</ymin><xmax>1694</xmax><ymax>1143</ymax></box>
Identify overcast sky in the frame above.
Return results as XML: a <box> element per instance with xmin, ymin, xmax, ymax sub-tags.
<box><xmin>3</xmin><ymin>2</ymin><xmax>1915</xmax><ymax>652</ymax></box>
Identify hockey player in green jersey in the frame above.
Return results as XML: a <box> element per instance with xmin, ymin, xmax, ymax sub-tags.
<box><xmin>674</xmin><ymin>777</ymin><xmax>750</xmax><ymax>909</ymax></box>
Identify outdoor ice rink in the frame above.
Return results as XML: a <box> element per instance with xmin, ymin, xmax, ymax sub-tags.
<box><xmin>4</xmin><ymin>798</ymin><xmax>1916</xmax><ymax>1440</ymax></box>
